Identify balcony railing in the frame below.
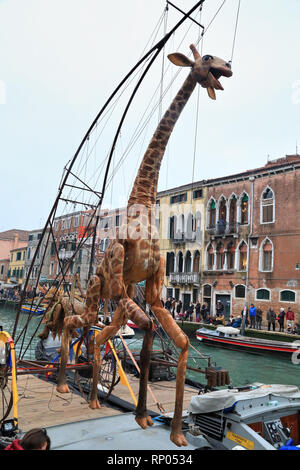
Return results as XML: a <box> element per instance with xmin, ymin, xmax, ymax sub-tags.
<box><xmin>206</xmin><ymin>220</ymin><xmax>240</xmax><ymax>236</ymax></box>
<box><xmin>169</xmin><ymin>272</ymin><xmax>200</xmax><ymax>285</ymax></box>
<box><xmin>170</xmin><ymin>232</ymin><xmax>196</xmax><ymax>244</ymax></box>
<box><xmin>58</xmin><ymin>249</ymin><xmax>75</xmax><ymax>260</ymax></box>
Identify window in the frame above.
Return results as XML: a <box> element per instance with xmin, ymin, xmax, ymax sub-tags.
<box><xmin>259</xmin><ymin>238</ymin><xmax>273</xmax><ymax>272</ymax></box>
<box><xmin>186</xmin><ymin>213</ymin><xmax>195</xmax><ymax>240</ymax></box>
<box><xmin>27</xmin><ymin>248</ymin><xmax>31</xmax><ymax>260</ymax></box>
<box><xmin>218</xmin><ymin>197</ymin><xmax>227</xmax><ymax>223</ymax></box>
<box><xmin>193</xmin><ymin>251</ymin><xmax>200</xmax><ymax>272</ymax></box>
<box><xmin>169</xmin><ymin>216</ymin><xmax>176</xmax><ymax>239</ymax></box>
<box><xmin>238</xmin><ymin>241</ymin><xmax>247</xmax><ymax>271</ymax></box>
<box><xmin>280</xmin><ymin>290</ymin><xmax>296</xmax><ymax>302</ymax></box>
<box><xmin>235</xmin><ymin>285</ymin><xmax>246</xmax><ymax>298</ymax></box>
<box><xmin>240</xmin><ymin>194</ymin><xmax>249</xmax><ymax>225</ymax></box>
<box><xmin>261</xmin><ymin>187</ymin><xmax>274</xmax><ymax>223</ymax></box>
<box><xmin>229</xmin><ymin>196</ymin><xmax>237</xmax><ymax>229</ymax></box>
<box><xmin>170</xmin><ymin>193</ymin><xmax>187</xmax><ymax>204</ymax></box>
<box><xmin>177</xmin><ymin>252</ymin><xmax>183</xmax><ymax>273</ymax></box>
<box><xmin>203</xmin><ymin>284</ymin><xmax>212</xmax><ymax>310</ymax></box>
<box><xmin>207</xmin><ymin>244</ymin><xmax>214</xmax><ymax>270</ymax></box>
<box><xmin>74</xmin><ymin>216</ymin><xmax>79</xmax><ymax>228</ymax></box>
<box><xmin>100</xmin><ymin>217</ymin><xmax>112</xmax><ymax>230</ymax></box>
<box><xmin>115</xmin><ymin>214</ymin><xmax>121</xmax><ymax>227</ymax></box>
<box><xmin>28</xmin><ymin>234</ymin><xmax>33</xmax><ymax>241</ymax></box>
<box><xmin>16</xmin><ymin>251</ymin><xmax>21</xmax><ymax>261</ymax></box>
<box><xmin>208</xmin><ymin>199</ymin><xmax>216</xmax><ymax>227</ymax></box>
<box><xmin>50</xmin><ymin>262</ymin><xmax>54</xmax><ymax>275</ymax></box>
<box><xmin>193</xmin><ymin>189</ymin><xmax>203</xmax><ymax>199</ymax></box>
<box><xmin>0</xmin><ymin>265</ymin><xmax>3</xmax><ymax>275</ymax></box>
<box><xmin>184</xmin><ymin>251</ymin><xmax>192</xmax><ymax>273</ymax></box>
<box><xmin>256</xmin><ymin>288</ymin><xmax>270</xmax><ymax>300</ymax></box>
<box><xmin>165</xmin><ymin>252</ymin><xmax>175</xmax><ymax>276</ymax></box>
<box><xmin>216</xmin><ymin>242</ymin><xmax>224</xmax><ymax>270</ymax></box>
<box><xmin>227</xmin><ymin>242</ymin><xmax>235</xmax><ymax>270</ymax></box>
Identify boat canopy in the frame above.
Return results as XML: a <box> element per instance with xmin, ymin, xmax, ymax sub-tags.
<box><xmin>188</xmin><ymin>384</ymin><xmax>300</xmax><ymax>415</ymax></box>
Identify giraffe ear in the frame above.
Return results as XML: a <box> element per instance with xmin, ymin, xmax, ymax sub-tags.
<box><xmin>167</xmin><ymin>53</ymin><xmax>194</xmax><ymax>67</ymax></box>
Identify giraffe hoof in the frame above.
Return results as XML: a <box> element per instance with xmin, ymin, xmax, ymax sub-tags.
<box><xmin>135</xmin><ymin>415</ymin><xmax>153</xmax><ymax>429</ymax></box>
<box><xmin>170</xmin><ymin>432</ymin><xmax>188</xmax><ymax>447</ymax></box>
<box><xmin>89</xmin><ymin>399</ymin><xmax>101</xmax><ymax>410</ymax></box>
<box><xmin>56</xmin><ymin>384</ymin><xmax>70</xmax><ymax>394</ymax></box>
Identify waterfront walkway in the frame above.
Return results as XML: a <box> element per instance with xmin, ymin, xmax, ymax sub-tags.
<box><xmin>15</xmin><ymin>372</ymin><xmax>197</xmax><ymax>434</ymax></box>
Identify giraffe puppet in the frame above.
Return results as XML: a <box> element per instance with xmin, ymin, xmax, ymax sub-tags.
<box><xmin>56</xmin><ymin>44</ymin><xmax>232</xmax><ymax>447</ymax></box>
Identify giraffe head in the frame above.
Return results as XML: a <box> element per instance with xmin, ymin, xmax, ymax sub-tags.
<box><xmin>168</xmin><ymin>44</ymin><xmax>232</xmax><ymax>100</ymax></box>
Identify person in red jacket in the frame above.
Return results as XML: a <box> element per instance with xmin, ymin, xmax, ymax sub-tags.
<box><xmin>286</xmin><ymin>307</ymin><xmax>295</xmax><ymax>328</ymax></box>
<box><xmin>5</xmin><ymin>428</ymin><xmax>51</xmax><ymax>450</ymax></box>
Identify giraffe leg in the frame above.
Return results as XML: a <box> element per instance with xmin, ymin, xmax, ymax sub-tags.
<box><xmin>88</xmin><ymin>298</ymin><xmax>129</xmax><ymax>409</ymax></box>
<box><xmin>56</xmin><ymin>275</ymin><xmax>101</xmax><ymax>394</ymax></box>
<box><xmin>146</xmin><ymin>258</ymin><xmax>189</xmax><ymax>447</ymax></box>
<box><xmin>125</xmin><ymin>298</ymin><xmax>154</xmax><ymax>429</ymax></box>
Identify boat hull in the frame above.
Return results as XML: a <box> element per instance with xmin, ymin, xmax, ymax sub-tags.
<box><xmin>196</xmin><ymin>330</ymin><xmax>299</xmax><ymax>359</ymax></box>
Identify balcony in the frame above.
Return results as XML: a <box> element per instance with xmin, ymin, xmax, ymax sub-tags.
<box><xmin>169</xmin><ymin>272</ymin><xmax>200</xmax><ymax>285</ymax></box>
<box><xmin>206</xmin><ymin>220</ymin><xmax>240</xmax><ymax>237</ymax></box>
<box><xmin>170</xmin><ymin>232</ymin><xmax>196</xmax><ymax>244</ymax></box>
<box><xmin>58</xmin><ymin>249</ymin><xmax>75</xmax><ymax>260</ymax></box>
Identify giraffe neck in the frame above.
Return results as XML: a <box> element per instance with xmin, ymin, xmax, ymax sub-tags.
<box><xmin>128</xmin><ymin>73</ymin><xmax>197</xmax><ymax>210</ymax></box>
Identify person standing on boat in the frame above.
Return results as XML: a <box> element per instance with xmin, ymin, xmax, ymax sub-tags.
<box><xmin>216</xmin><ymin>300</ymin><xmax>224</xmax><ymax>317</ymax></box>
<box><xmin>286</xmin><ymin>307</ymin><xmax>295</xmax><ymax>328</ymax></box>
<box><xmin>277</xmin><ymin>308</ymin><xmax>285</xmax><ymax>332</ymax></box>
<box><xmin>267</xmin><ymin>308</ymin><xmax>276</xmax><ymax>331</ymax></box>
<box><xmin>249</xmin><ymin>304</ymin><xmax>256</xmax><ymax>329</ymax></box>
<box><xmin>255</xmin><ymin>307</ymin><xmax>263</xmax><ymax>330</ymax></box>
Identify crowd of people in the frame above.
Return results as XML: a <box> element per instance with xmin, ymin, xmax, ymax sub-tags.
<box><xmin>160</xmin><ymin>297</ymin><xmax>300</xmax><ymax>334</ymax></box>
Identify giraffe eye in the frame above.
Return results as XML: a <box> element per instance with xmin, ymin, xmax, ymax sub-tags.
<box><xmin>203</xmin><ymin>55</ymin><xmax>213</xmax><ymax>62</ymax></box>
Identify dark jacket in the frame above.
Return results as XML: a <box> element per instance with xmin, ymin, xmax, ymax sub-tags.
<box><xmin>278</xmin><ymin>311</ymin><xmax>285</xmax><ymax>324</ymax></box>
<box><xmin>267</xmin><ymin>309</ymin><xmax>276</xmax><ymax>322</ymax></box>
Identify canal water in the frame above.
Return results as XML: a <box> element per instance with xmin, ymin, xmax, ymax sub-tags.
<box><xmin>1</xmin><ymin>304</ymin><xmax>299</xmax><ymax>389</ymax></box>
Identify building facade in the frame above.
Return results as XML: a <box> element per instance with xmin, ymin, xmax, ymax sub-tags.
<box><xmin>157</xmin><ymin>183</ymin><xmax>206</xmax><ymax>312</ymax></box>
<box><xmin>202</xmin><ymin>155</ymin><xmax>300</xmax><ymax>323</ymax></box>
<box><xmin>7</xmin><ymin>246</ymin><xmax>27</xmax><ymax>286</ymax></box>
<box><xmin>24</xmin><ymin>228</ymin><xmax>50</xmax><ymax>287</ymax></box>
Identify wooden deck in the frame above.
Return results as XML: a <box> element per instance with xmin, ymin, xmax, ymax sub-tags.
<box><xmin>14</xmin><ymin>373</ymin><xmax>197</xmax><ymax>433</ymax></box>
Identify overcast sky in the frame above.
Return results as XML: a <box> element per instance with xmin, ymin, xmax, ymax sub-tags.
<box><xmin>1</xmin><ymin>0</ymin><xmax>300</xmax><ymax>232</ymax></box>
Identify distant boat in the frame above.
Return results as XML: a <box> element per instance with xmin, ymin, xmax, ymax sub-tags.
<box><xmin>196</xmin><ymin>326</ymin><xmax>300</xmax><ymax>359</ymax></box>
<box><xmin>21</xmin><ymin>303</ymin><xmax>46</xmax><ymax>316</ymax></box>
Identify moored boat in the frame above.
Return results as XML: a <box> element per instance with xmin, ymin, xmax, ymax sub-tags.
<box><xmin>196</xmin><ymin>326</ymin><xmax>300</xmax><ymax>359</ymax></box>
<box><xmin>21</xmin><ymin>303</ymin><xmax>46</xmax><ymax>316</ymax></box>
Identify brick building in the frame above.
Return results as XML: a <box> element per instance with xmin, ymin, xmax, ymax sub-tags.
<box><xmin>202</xmin><ymin>155</ymin><xmax>300</xmax><ymax>324</ymax></box>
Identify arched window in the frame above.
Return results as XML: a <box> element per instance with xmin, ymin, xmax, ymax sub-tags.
<box><xmin>206</xmin><ymin>244</ymin><xmax>214</xmax><ymax>270</ymax></box>
<box><xmin>256</xmin><ymin>288</ymin><xmax>270</xmax><ymax>301</ymax></box>
<box><xmin>216</xmin><ymin>242</ymin><xmax>224</xmax><ymax>270</ymax></box>
<box><xmin>280</xmin><ymin>290</ymin><xmax>296</xmax><ymax>302</ymax></box>
<box><xmin>229</xmin><ymin>195</ymin><xmax>237</xmax><ymax>231</ymax></box>
<box><xmin>235</xmin><ymin>284</ymin><xmax>246</xmax><ymax>298</ymax></box>
<box><xmin>169</xmin><ymin>215</ymin><xmax>176</xmax><ymax>239</ymax></box>
<box><xmin>240</xmin><ymin>193</ymin><xmax>249</xmax><ymax>225</ymax></box>
<box><xmin>177</xmin><ymin>251</ymin><xmax>183</xmax><ymax>273</ymax></box>
<box><xmin>185</xmin><ymin>251</ymin><xmax>192</xmax><ymax>273</ymax></box>
<box><xmin>238</xmin><ymin>241</ymin><xmax>247</xmax><ymax>271</ymax></box>
<box><xmin>227</xmin><ymin>241</ymin><xmax>235</xmax><ymax>270</ymax></box>
<box><xmin>218</xmin><ymin>196</ymin><xmax>227</xmax><ymax>223</ymax></box>
<box><xmin>166</xmin><ymin>252</ymin><xmax>175</xmax><ymax>276</ymax></box>
<box><xmin>208</xmin><ymin>199</ymin><xmax>216</xmax><ymax>228</ymax></box>
<box><xmin>261</xmin><ymin>187</ymin><xmax>275</xmax><ymax>223</ymax></box>
<box><xmin>193</xmin><ymin>250</ymin><xmax>201</xmax><ymax>272</ymax></box>
<box><xmin>186</xmin><ymin>213</ymin><xmax>195</xmax><ymax>240</ymax></box>
<box><xmin>176</xmin><ymin>214</ymin><xmax>185</xmax><ymax>240</ymax></box>
<box><xmin>260</xmin><ymin>238</ymin><xmax>273</xmax><ymax>271</ymax></box>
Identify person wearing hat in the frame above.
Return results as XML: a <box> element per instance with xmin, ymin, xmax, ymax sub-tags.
<box><xmin>277</xmin><ymin>308</ymin><xmax>285</xmax><ymax>332</ymax></box>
